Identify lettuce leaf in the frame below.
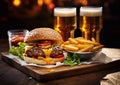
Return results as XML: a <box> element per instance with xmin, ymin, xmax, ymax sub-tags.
<box><xmin>9</xmin><ymin>42</ymin><xmax>26</xmax><ymax>59</ymax></box>
<box><xmin>64</xmin><ymin>53</ymin><xmax>80</xmax><ymax>66</ymax></box>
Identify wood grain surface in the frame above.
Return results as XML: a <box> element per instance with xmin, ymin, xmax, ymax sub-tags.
<box><xmin>1</xmin><ymin>52</ymin><xmax>120</xmax><ymax>82</ymax></box>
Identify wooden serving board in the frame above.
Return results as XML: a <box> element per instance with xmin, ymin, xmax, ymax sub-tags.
<box><xmin>1</xmin><ymin>52</ymin><xmax>120</xmax><ymax>82</ymax></box>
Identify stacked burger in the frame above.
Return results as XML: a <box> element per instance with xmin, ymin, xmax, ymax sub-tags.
<box><xmin>23</xmin><ymin>28</ymin><xmax>65</xmax><ymax>65</ymax></box>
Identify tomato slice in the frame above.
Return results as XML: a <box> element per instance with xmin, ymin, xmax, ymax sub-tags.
<box><xmin>28</xmin><ymin>43</ymin><xmax>36</xmax><ymax>46</ymax></box>
<box><xmin>37</xmin><ymin>41</ymin><xmax>52</xmax><ymax>46</ymax></box>
<box><xmin>54</xmin><ymin>54</ymin><xmax>64</xmax><ymax>58</ymax></box>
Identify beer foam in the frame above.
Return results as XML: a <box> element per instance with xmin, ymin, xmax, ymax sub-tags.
<box><xmin>54</xmin><ymin>8</ymin><xmax>76</xmax><ymax>17</ymax></box>
<box><xmin>80</xmin><ymin>7</ymin><xmax>102</xmax><ymax>16</ymax></box>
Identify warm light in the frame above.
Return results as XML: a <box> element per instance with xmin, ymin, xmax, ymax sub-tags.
<box><xmin>76</xmin><ymin>0</ymin><xmax>88</xmax><ymax>6</ymax></box>
<box><xmin>44</xmin><ymin>0</ymin><xmax>54</xmax><ymax>9</ymax></box>
<box><xmin>37</xmin><ymin>0</ymin><xmax>43</xmax><ymax>6</ymax></box>
<box><xmin>13</xmin><ymin>0</ymin><xmax>21</xmax><ymax>7</ymax></box>
<box><xmin>44</xmin><ymin>0</ymin><xmax>52</xmax><ymax>5</ymax></box>
<box><xmin>48</xmin><ymin>3</ymin><xmax>55</xmax><ymax>9</ymax></box>
<box><xmin>80</xmin><ymin>0</ymin><xmax>88</xmax><ymax>6</ymax></box>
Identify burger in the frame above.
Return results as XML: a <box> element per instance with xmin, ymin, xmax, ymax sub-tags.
<box><xmin>23</xmin><ymin>28</ymin><xmax>65</xmax><ymax>65</ymax></box>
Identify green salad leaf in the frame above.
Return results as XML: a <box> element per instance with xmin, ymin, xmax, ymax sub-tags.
<box><xmin>63</xmin><ymin>53</ymin><xmax>80</xmax><ymax>66</ymax></box>
<box><xmin>9</xmin><ymin>42</ymin><xmax>26</xmax><ymax>59</ymax></box>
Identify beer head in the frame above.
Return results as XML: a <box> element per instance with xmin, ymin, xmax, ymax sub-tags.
<box><xmin>80</xmin><ymin>7</ymin><xmax>102</xmax><ymax>16</ymax></box>
<box><xmin>54</xmin><ymin>8</ymin><xmax>76</xmax><ymax>17</ymax></box>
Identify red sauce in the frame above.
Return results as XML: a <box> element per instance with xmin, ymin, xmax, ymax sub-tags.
<box><xmin>10</xmin><ymin>35</ymin><xmax>24</xmax><ymax>46</ymax></box>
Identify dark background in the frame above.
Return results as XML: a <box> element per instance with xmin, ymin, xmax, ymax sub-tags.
<box><xmin>0</xmin><ymin>0</ymin><xmax>120</xmax><ymax>48</ymax></box>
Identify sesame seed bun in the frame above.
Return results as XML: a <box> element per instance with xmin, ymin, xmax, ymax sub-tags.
<box><xmin>24</xmin><ymin>27</ymin><xmax>63</xmax><ymax>44</ymax></box>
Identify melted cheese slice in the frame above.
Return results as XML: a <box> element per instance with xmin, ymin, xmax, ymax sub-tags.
<box><xmin>25</xmin><ymin>46</ymin><xmax>53</xmax><ymax>65</ymax></box>
<box><xmin>42</xmin><ymin>48</ymin><xmax>52</xmax><ymax>64</ymax></box>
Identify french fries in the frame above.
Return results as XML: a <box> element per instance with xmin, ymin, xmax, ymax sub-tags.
<box><xmin>78</xmin><ymin>44</ymin><xmax>94</xmax><ymax>52</ymax></box>
<box><xmin>68</xmin><ymin>38</ymin><xmax>79</xmax><ymax>44</ymax></box>
<box><xmin>92</xmin><ymin>45</ymin><xmax>104</xmax><ymax>52</ymax></box>
<box><xmin>62</xmin><ymin>37</ymin><xmax>104</xmax><ymax>52</ymax></box>
<box><xmin>63</xmin><ymin>45</ymin><xmax>79</xmax><ymax>51</ymax></box>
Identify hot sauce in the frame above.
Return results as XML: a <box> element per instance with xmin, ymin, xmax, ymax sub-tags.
<box><xmin>10</xmin><ymin>35</ymin><xmax>24</xmax><ymax>46</ymax></box>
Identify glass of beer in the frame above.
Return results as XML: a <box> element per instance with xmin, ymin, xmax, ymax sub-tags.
<box><xmin>54</xmin><ymin>8</ymin><xmax>76</xmax><ymax>41</ymax></box>
<box><xmin>79</xmin><ymin>7</ymin><xmax>102</xmax><ymax>42</ymax></box>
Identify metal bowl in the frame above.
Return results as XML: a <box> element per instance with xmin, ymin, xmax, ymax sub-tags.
<box><xmin>66</xmin><ymin>50</ymin><xmax>101</xmax><ymax>61</ymax></box>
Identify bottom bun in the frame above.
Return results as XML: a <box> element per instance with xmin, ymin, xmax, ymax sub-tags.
<box><xmin>23</xmin><ymin>56</ymin><xmax>65</xmax><ymax>65</ymax></box>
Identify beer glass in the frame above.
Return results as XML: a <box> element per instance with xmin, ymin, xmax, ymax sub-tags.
<box><xmin>79</xmin><ymin>7</ymin><xmax>102</xmax><ymax>42</ymax></box>
<box><xmin>54</xmin><ymin>8</ymin><xmax>76</xmax><ymax>41</ymax></box>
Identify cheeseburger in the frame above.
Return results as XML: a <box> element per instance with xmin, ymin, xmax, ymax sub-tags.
<box><xmin>23</xmin><ymin>28</ymin><xmax>64</xmax><ymax>65</ymax></box>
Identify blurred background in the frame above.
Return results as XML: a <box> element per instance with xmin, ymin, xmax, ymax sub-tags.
<box><xmin>0</xmin><ymin>0</ymin><xmax>120</xmax><ymax>48</ymax></box>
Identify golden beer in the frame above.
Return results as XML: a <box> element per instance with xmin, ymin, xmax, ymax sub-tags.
<box><xmin>79</xmin><ymin>7</ymin><xmax>102</xmax><ymax>42</ymax></box>
<box><xmin>54</xmin><ymin>8</ymin><xmax>76</xmax><ymax>41</ymax></box>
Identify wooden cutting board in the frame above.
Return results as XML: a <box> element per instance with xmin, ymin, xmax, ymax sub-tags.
<box><xmin>1</xmin><ymin>52</ymin><xmax>119</xmax><ymax>82</ymax></box>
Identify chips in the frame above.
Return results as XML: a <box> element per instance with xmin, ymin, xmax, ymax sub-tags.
<box><xmin>62</xmin><ymin>37</ymin><xmax>104</xmax><ymax>52</ymax></box>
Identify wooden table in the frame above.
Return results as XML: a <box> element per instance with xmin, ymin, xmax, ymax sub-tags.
<box><xmin>0</xmin><ymin>39</ymin><xmax>120</xmax><ymax>85</ymax></box>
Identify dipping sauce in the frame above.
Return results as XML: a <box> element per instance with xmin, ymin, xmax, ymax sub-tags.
<box><xmin>8</xmin><ymin>29</ymin><xmax>28</xmax><ymax>47</ymax></box>
<box><xmin>10</xmin><ymin>35</ymin><xmax>24</xmax><ymax>47</ymax></box>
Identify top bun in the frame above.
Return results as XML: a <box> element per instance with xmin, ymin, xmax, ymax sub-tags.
<box><xmin>24</xmin><ymin>28</ymin><xmax>63</xmax><ymax>43</ymax></box>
